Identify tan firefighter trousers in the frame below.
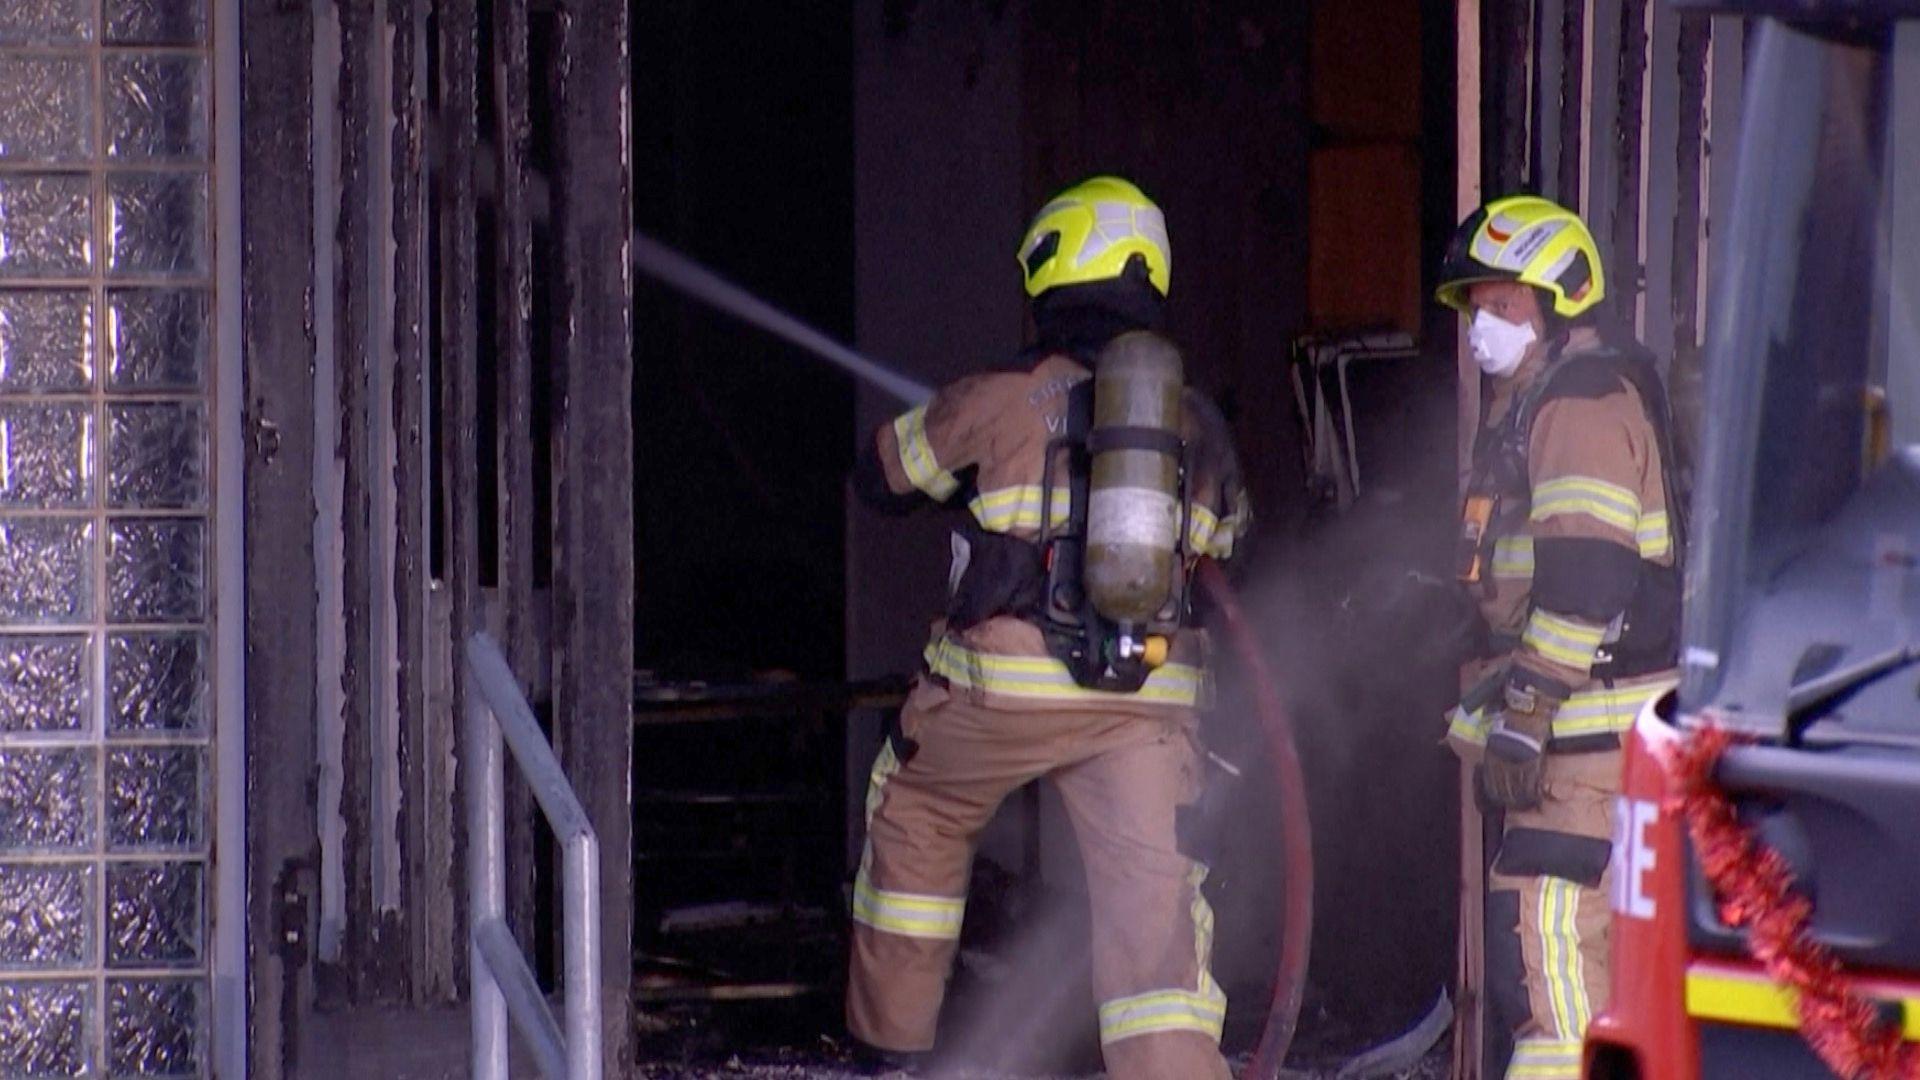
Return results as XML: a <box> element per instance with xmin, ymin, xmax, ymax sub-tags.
<box><xmin>1488</xmin><ymin>748</ymin><xmax>1620</xmax><ymax>1080</ymax></box>
<box><xmin>847</xmin><ymin>676</ymin><xmax>1233</xmax><ymax>1080</ymax></box>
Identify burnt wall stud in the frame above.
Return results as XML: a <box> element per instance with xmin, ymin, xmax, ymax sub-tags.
<box><xmin>1611</xmin><ymin>0</ymin><xmax>1649</xmax><ymax>323</ymax></box>
<box><xmin>390</xmin><ymin>0</ymin><xmax>446</xmax><ymax>1003</ymax></box>
<box><xmin>492</xmin><ymin>0</ymin><xmax>542</xmax><ymax>964</ymax></box>
<box><xmin>241</xmin><ymin>0</ymin><xmax>320</xmax><ymax>1071</ymax></box>
<box><xmin>437</xmin><ymin>0</ymin><xmax>482</xmax><ymax>1000</ymax></box>
<box><xmin>333</xmin><ymin>0</ymin><xmax>378</xmax><ymax>1003</ymax></box>
<box><xmin>551</xmin><ymin>0</ymin><xmax>636</xmax><ymax>1068</ymax></box>
<box><xmin>1557</xmin><ymin>0</ymin><xmax>1587</xmax><ymax>205</ymax></box>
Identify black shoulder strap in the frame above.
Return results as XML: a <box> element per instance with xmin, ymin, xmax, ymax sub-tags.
<box><xmin>1063</xmin><ymin>378</ymin><xmax>1094</xmax><ymax>536</ymax></box>
<box><xmin>1065</xmin><ymin>374</ymin><xmax>1095</xmax><ymax>438</ymax></box>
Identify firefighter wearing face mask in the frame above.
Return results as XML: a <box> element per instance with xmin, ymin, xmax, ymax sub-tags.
<box><xmin>845</xmin><ymin>176</ymin><xmax>1249</xmax><ymax>1080</ymax></box>
<box><xmin>1436</xmin><ymin>195</ymin><xmax>1685</xmax><ymax>1080</ymax></box>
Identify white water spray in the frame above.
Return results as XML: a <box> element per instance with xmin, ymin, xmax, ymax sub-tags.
<box><xmin>630</xmin><ymin>232</ymin><xmax>935</xmax><ymax>407</ymax></box>
<box><xmin>480</xmin><ymin>153</ymin><xmax>931</xmax><ymax>401</ymax></box>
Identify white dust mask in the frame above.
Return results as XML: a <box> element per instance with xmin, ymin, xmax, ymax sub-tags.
<box><xmin>1468</xmin><ymin>309</ymin><xmax>1537</xmax><ymax>377</ymax></box>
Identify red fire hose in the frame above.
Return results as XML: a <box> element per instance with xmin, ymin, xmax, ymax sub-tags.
<box><xmin>1198</xmin><ymin>559</ymin><xmax>1314</xmax><ymax>1078</ymax></box>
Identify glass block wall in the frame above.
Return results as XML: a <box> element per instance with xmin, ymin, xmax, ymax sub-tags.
<box><xmin>0</xmin><ymin>0</ymin><xmax>214</xmax><ymax>1075</ymax></box>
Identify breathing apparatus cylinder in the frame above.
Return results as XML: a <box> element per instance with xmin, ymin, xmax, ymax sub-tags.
<box><xmin>1085</xmin><ymin>331</ymin><xmax>1186</xmax><ymax>661</ymax></box>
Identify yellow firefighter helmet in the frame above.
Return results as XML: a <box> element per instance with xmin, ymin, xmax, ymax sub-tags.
<box><xmin>1017</xmin><ymin>176</ymin><xmax>1172</xmax><ymax>299</ymax></box>
<box><xmin>1437</xmin><ymin>195</ymin><xmax>1607</xmax><ymax>319</ymax></box>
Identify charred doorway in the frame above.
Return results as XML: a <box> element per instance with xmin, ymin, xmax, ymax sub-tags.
<box><xmin>626</xmin><ymin>0</ymin><xmax>862</xmax><ymax>1029</ymax></box>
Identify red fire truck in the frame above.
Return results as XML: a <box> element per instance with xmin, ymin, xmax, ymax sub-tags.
<box><xmin>1584</xmin><ymin>2</ymin><xmax>1920</xmax><ymax>1077</ymax></box>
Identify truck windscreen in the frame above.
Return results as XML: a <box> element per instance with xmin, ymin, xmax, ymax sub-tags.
<box><xmin>1679</xmin><ymin>20</ymin><xmax>1920</xmax><ymax>735</ymax></box>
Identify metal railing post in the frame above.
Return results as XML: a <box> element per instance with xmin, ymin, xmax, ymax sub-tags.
<box><xmin>467</xmin><ymin>687</ymin><xmax>510</xmax><ymax>1079</ymax></box>
<box><xmin>563</xmin><ymin>832</ymin><xmax>602</xmax><ymax>1076</ymax></box>
<box><xmin>463</xmin><ymin>631</ymin><xmax>604</xmax><ymax>1080</ymax></box>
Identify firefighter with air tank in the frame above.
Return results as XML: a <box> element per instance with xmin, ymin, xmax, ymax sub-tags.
<box><xmin>846</xmin><ymin>176</ymin><xmax>1250</xmax><ymax>1080</ymax></box>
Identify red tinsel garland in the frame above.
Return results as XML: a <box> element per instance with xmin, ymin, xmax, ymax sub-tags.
<box><xmin>1668</xmin><ymin>724</ymin><xmax>1920</xmax><ymax>1079</ymax></box>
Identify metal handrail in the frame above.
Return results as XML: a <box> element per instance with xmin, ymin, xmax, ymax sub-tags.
<box><xmin>464</xmin><ymin>632</ymin><xmax>602</xmax><ymax>1080</ymax></box>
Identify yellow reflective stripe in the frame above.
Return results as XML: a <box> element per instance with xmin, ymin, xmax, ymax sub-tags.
<box><xmin>1551</xmin><ymin>675</ymin><xmax>1676</xmax><ymax>739</ymax></box>
<box><xmin>1531</xmin><ymin>476</ymin><xmax>1642</xmax><ymax>532</ymax></box>
<box><xmin>852</xmin><ymin>740</ymin><xmax>900</xmax><ymax>888</ymax></box>
<box><xmin>1187</xmin><ymin>504</ymin><xmax>1218</xmax><ymax>552</ymax></box>
<box><xmin>923</xmin><ymin>637</ymin><xmax>1203</xmax><ymax>706</ymax></box>
<box><xmin>1537</xmin><ymin>878</ymin><xmax>1591</xmax><ymax>1041</ymax></box>
<box><xmin>970</xmin><ymin>484</ymin><xmax>1239</xmax><ymax>553</ymax></box>
<box><xmin>1448</xmin><ymin>703</ymin><xmax>1491</xmax><ymax>746</ymax></box>
<box><xmin>1097</xmin><ymin>862</ymin><xmax>1227</xmax><ymax>1045</ymax></box>
<box><xmin>854</xmin><ymin>732</ymin><xmax>957</xmax><ymax>940</ymax></box>
<box><xmin>892</xmin><ymin>406</ymin><xmax>960</xmax><ymax>501</ymax></box>
<box><xmin>862</xmin><ymin>741</ymin><xmax>899</xmax><ymax>828</ymax></box>
<box><xmin>967</xmin><ymin>484</ymin><xmax>1070</xmax><ymax>534</ymax></box>
<box><xmin>1186</xmin><ymin>504</ymin><xmax>1239</xmax><ymax>559</ymax></box>
<box><xmin>1538</xmin><ymin>879</ymin><xmax>1573</xmax><ymax>1039</ymax></box>
<box><xmin>1565</xmin><ymin>880</ymin><xmax>1592</xmax><ymax>1032</ymax></box>
<box><xmin>1450</xmin><ymin>675</ymin><xmax>1668</xmax><ymax>743</ymax></box>
<box><xmin>1683</xmin><ymin>966</ymin><xmax>1920</xmax><ymax>1040</ymax></box>
<box><xmin>851</xmin><ymin>876</ymin><xmax>966</xmax><ymax>940</ymax></box>
<box><xmin>1492</xmin><ymin>536</ymin><xmax>1535</xmax><ymax>579</ymax></box>
<box><xmin>1096</xmin><ymin>988</ymin><xmax>1227</xmax><ymax>1045</ymax></box>
<box><xmin>1522</xmin><ymin>609</ymin><xmax>1607</xmax><ymax>670</ymax></box>
<box><xmin>1505</xmin><ymin>518</ymin><xmax>1667</xmax><ymax>569</ymax></box>
<box><xmin>1508</xmin><ymin>1038</ymin><xmax>1582</xmax><ymax>1079</ymax></box>
<box><xmin>1186</xmin><ymin>504</ymin><xmax>1226</xmax><ymax>558</ymax></box>
<box><xmin>1636</xmin><ymin>510</ymin><xmax>1671</xmax><ymax>559</ymax></box>
<box><xmin>854</xmin><ymin>739</ymin><xmax>963</xmax><ymax>939</ymax></box>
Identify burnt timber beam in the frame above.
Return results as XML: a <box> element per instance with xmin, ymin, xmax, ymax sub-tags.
<box><xmin>241</xmin><ymin>0</ymin><xmax>319</xmax><ymax>1071</ymax></box>
<box><xmin>438</xmin><ymin>0</ymin><xmax>482</xmax><ymax>996</ymax></box>
<box><xmin>551</xmin><ymin>0</ymin><xmax>636</xmax><ymax>1065</ymax></box>
<box><xmin>1532</xmin><ymin>0</ymin><xmax>1565</xmax><ymax>199</ymax></box>
<box><xmin>1670</xmin><ymin>14</ymin><xmax>1709</xmax><ymax>388</ymax></box>
<box><xmin>391</xmin><ymin>0</ymin><xmax>453</xmax><ymax>1003</ymax></box>
<box><xmin>1557</xmin><ymin>0</ymin><xmax>1587</xmax><ymax>205</ymax></box>
<box><xmin>1583</xmin><ymin>0</ymin><xmax>1622</xmax><ymax>247</ymax></box>
<box><xmin>492</xmin><ymin>0</ymin><xmax>543</xmax><ymax>962</ymax></box>
<box><xmin>1641</xmin><ymin>0</ymin><xmax>1683</xmax><ymax>361</ymax></box>
<box><xmin>334</xmin><ymin>0</ymin><xmax>379</xmax><ymax>1003</ymax></box>
<box><xmin>1612</xmin><ymin>0</ymin><xmax>1649</xmax><ymax>325</ymax></box>
<box><xmin>1484</xmin><ymin>0</ymin><xmax>1532</xmax><ymax>193</ymax></box>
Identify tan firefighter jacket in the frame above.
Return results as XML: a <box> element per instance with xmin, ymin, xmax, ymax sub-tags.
<box><xmin>873</xmin><ymin>352</ymin><xmax>1251</xmax><ymax>714</ymax></box>
<box><xmin>1447</xmin><ymin>340</ymin><xmax>1681</xmax><ymax>756</ymax></box>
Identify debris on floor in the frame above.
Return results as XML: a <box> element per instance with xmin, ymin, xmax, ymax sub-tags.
<box><xmin>628</xmin><ymin>994</ymin><xmax>1454</xmax><ymax>1079</ymax></box>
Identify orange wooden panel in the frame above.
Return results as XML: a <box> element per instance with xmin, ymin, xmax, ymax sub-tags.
<box><xmin>1308</xmin><ymin>143</ymin><xmax>1424</xmax><ymax>335</ymax></box>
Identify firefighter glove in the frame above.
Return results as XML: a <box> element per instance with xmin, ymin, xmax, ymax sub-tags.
<box><xmin>1479</xmin><ymin>669</ymin><xmax>1568</xmax><ymax>810</ymax></box>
